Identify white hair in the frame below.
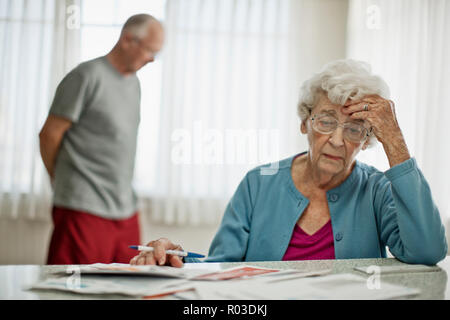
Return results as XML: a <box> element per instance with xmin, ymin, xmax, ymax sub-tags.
<box><xmin>121</xmin><ymin>14</ymin><xmax>158</xmax><ymax>39</ymax></box>
<box><xmin>297</xmin><ymin>59</ymin><xmax>390</xmax><ymax>147</ymax></box>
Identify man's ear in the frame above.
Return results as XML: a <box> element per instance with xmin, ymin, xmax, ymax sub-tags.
<box><xmin>119</xmin><ymin>32</ymin><xmax>134</xmax><ymax>49</ymax></box>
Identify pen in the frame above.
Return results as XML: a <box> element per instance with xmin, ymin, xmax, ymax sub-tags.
<box><xmin>128</xmin><ymin>245</ymin><xmax>205</xmax><ymax>258</ymax></box>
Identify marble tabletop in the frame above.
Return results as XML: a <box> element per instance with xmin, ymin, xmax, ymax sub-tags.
<box><xmin>1</xmin><ymin>256</ymin><xmax>449</xmax><ymax>299</ymax></box>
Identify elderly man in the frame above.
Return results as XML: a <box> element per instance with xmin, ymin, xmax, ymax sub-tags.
<box><xmin>39</xmin><ymin>14</ymin><xmax>164</xmax><ymax>264</ymax></box>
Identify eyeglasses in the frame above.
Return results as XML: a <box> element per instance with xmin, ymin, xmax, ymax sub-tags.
<box><xmin>310</xmin><ymin>114</ymin><xmax>372</xmax><ymax>143</ymax></box>
<box><xmin>132</xmin><ymin>37</ymin><xmax>159</xmax><ymax>59</ymax></box>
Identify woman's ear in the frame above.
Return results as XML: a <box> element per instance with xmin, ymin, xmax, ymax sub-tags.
<box><xmin>300</xmin><ymin>120</ymin><xmax>307</xmax><ymax>134</ymax></box>
<box><xmin>361</xmin><ymin>139</ymin><xmax>370</xmax><ymax>150</ymax></box>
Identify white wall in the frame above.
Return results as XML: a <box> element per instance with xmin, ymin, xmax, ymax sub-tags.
<box><xmin>286</xmin><ymin>0</ymin><xmax>349</xmax><ymax>153</ymax></box>
<box><xmin>0</xmin><ymin>217</ymin><xmax>52</xmax><ymax>265</ymax></box>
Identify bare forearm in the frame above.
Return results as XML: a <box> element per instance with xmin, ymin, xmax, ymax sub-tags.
<box><xmin>38</xmin><ymin>115</ymin><xmax>72</xmax><ymax>179</ymax></box>
<box><xmin>39</xmin><ymin>137</ymin><xmax>62</xmax><ymax>179</ymax></box>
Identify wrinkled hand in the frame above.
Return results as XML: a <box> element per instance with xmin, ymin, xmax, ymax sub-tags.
<box><xmin>341</xmin><ymin>94</ymin><xmax>400</xmax><ymax>145</ymax></box>
<box><xmin>129</xmin><ymin>238</ymin><xmax>184</xmax><ymax>268</ymax></box>
<box><xmin>342</xmin><ymin>95</ymin><xmax>410</xmax><ymax>167</ymax></box>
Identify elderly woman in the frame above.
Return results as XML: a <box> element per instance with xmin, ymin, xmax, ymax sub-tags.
<box><xmin>131</xmin><ymin>59</ymin><xmax>447</xmax><ymax>267</ymax></box>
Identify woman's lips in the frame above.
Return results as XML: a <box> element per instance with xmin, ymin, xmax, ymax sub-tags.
<box><xmin>323</xmin><ymin>153</ymin><xmax>343</xmax><ymax>161</ymax></box>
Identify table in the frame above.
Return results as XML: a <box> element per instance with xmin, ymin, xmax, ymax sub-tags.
<box><xmin>1</xmin><ymin>257</ymin><xmax>449</xmax><ymax>299</ymax></box>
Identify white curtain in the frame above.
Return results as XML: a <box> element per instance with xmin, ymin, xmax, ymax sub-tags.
<box><xmin>138</xmin><ymin>0</ymin><xmax>294</xmax><ymax>226</ymax></box>
<box><xmin>0</xmin><ymin>0</ymin><xmax>80</xmax><ymax>220</ymax></box>
<box><xmin>347</xmin><ymin>0</ymin><xmax>450</xmax><ymax>227</ymax></box>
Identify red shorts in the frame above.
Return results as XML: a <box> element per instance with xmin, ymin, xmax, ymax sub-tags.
<box><xmin>47</xmin><ymin>206</ymin><xmax>141</xmax><ymax>265</ymax></box>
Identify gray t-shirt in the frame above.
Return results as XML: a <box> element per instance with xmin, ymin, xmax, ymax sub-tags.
<box><xmin>49</xmin><ymin>56</ymin><xmax>141</xmax><ymax>219</ymax></box>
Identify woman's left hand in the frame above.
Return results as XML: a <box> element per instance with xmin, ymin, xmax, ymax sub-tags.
<box><xmin>341</xmin><ymin>94</ymin><xmax>400</xmax><ymax>145</ymax></box>
<box><xmin>341</xmin><ymin>95</ymin><xmax>410</xmax><ymax>167</ymax></box>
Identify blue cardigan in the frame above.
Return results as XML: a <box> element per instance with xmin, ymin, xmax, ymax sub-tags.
<box><xmin>187</xmin><ymin>153</ymin><xmax>447</xmax><ymax>265</ymax></box>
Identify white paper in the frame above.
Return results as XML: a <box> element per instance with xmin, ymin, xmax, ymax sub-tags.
<box><xmin>254</xmin><ymin>268</ymin><xmax>332</xmax><ymax>283</ymax></box>
<box><xmin>31</xmin><ymin>264</ymin><xmax>421</xmax><ymax>300</ymax></box>
<box><xmin>29</xmin><ymin>275</ymin><xmax>195</xmax><ymax>297</ymax></box>
<box><xmin>67</xmin><ymin>263</ymin><xmax>212</xmax><ymax>279</ymax></box>
<box><xmin>31</xmin><ymin>264</ymin><xmax>288</xmax><ymax>298</ymax></box>
<box><xmin>354</xmin><ymin>264</ymin><xmax>441</xmax><ymax>275</ymax></box>
<box><xmin>190</xmin><ymin>273</ymin><xmax>420</xmax><ymax>300</ymax></box>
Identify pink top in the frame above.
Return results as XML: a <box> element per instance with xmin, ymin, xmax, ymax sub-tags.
<box><xmin>282</xmin><ymin>220</ymin><xmax>335</xmax><ymax>261</ymax></box>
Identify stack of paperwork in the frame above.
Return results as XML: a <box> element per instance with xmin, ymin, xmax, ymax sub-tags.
<box><xmin>29</xmin><ymin>263</ymin><xmax>422</xmax><ymax>299</ymax></box>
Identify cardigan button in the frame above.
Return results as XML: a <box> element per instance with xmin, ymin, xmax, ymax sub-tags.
<box><xmin>329</xmin><ymin>194</ymin><xmax>339</xmax><ymax>202</ymax></box>
<box><xmin>335</xmin><ymin>232</ymin><xmax>343</xmax><ymax>241</ymax></box>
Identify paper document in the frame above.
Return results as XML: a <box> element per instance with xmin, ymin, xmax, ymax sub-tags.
<box><xmin>189</xmin><ymin>273</ymin><xmax>420</xmax><ymax>300</ymax></box>
<box><xmin>144</xmin><ymin>267</ymin><xmax>332</xmax><ymax>300</ymax></box>
<box><xmin>31</xmin><ymin>264</ymin><xmax>308</xmax><ymax>298</ymax></box>
<box><xmin>354</xmin><ymin>264</ymin><xmax>441</xmax><ymax>275</ymax></box>
<box><xmin>192</xmin><ymin>266</ymin><xmax>280</xmax><ymax>281</ymax></box>
<box><xmin>31</xmin><ymin>264</ymin><xmax>288</xmax><ymax>298</ymax></box>
<box><xmin>30</xmin><ymin>264</ymin><xmax>420</xmax><ymax>300</ymax></box>
<box><xmin>29</xmin><ymin>276</ymin><xmax>195</xmax><ymax>297</ymax></box>
<box><xmin>68</xmin><ymin>263</ymin><xmax>212</xmax><ymax>279</ymax></box>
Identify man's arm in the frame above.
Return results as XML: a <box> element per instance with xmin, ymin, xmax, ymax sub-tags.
<box><xmin>39</xmin><ymin>115</ymin><xmax>73</xmax><ymax>179</ymax></box>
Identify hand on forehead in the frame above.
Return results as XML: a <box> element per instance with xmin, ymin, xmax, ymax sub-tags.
<box><xmin>314</xmin><ymin>95</ymin><xmax>365</xmax><ymax>124</ymax></box>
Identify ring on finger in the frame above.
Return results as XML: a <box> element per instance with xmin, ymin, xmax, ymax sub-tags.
<box><xmin>363</xmin><ymin>104</ymin><xmax>369</xmax><ymax>111</ymax></box>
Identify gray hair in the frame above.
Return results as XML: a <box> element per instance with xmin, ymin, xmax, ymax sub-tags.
<box><xmin>121</xmin><ymin>14</ymin><xmax>158</xmax><ymax>39</ymax></box>
<box><xmin>297</xmin><ymin>59</ymin><xmax>390</xmax><ymax>147</ymax></box>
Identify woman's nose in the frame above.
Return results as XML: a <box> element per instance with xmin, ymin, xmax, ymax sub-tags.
<box><xmin>328</xmin><ymin>126</ymin><xmax>345</xmax><ymax>147</ymax></box>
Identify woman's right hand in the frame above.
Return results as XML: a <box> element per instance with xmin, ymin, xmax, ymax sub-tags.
<box><xmin>129</xmin><ymin>238</ymin><xmax>184</xmax><ymax>268</ymax></box>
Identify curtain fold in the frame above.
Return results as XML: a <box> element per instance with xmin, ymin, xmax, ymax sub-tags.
<box><xmin>347</xmin><ymin>0</ymin><xmax>450</xmax><ymax>225</ymax></box>
<box><xmin>138</xmin><ymin>0</ymin><xmax>293</xmax><ymax>226</ymax></box>
<box><xmin>0</xmin><ymin>0</ymin><xmax>80</xmax><ymax>220</ymax></box>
